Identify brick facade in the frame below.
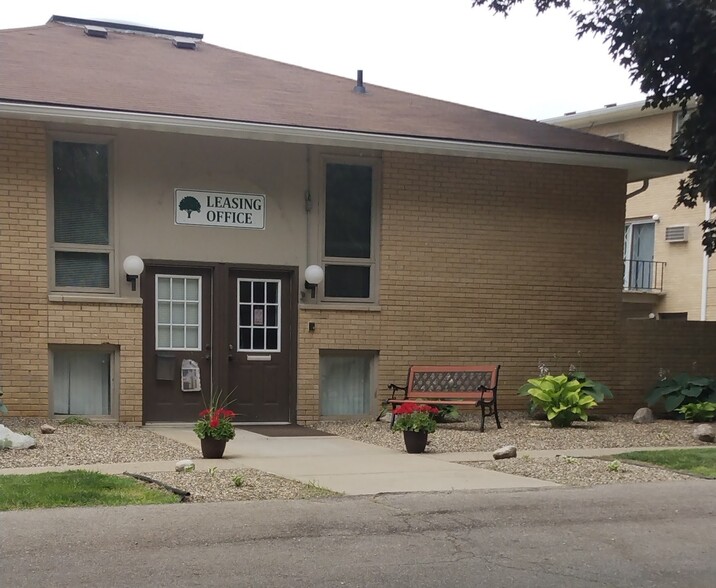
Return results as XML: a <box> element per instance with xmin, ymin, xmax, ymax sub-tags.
<box><xmin>3</xmin><ymin>118</ymin><xmax>714</xmax><ymax>424</ymax></box>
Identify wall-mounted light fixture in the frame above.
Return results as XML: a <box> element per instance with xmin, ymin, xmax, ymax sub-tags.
<box><xmin>304</xmin><ymin>265</ymin><xmax>324</xmax><ymax>298</ymax></box>
<box><xmin>123</xmin><ymin>255</ymin><xmax>145</xmax><ymax>291</ymax></box>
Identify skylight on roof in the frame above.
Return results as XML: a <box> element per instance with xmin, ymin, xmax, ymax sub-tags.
<box><xmin>84</xmin><ymin>25</ymin><xmax>108</xmax><ymax>39</ymax></box>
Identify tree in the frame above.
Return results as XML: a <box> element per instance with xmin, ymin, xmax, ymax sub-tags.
<box><xmin>472</xmin><ymin>0</ymin><xmax>716</xmax><ymax>254</ymax></box>
<box><xmin>179</xmin><ymin>195</ymin><xmax>201</xmax><ymax>218</ymax></box>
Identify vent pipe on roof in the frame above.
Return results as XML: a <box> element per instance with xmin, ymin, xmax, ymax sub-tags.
<box><xmin>84</xmin><ymin>25</ymin><xmax>108</xmax><ymax>38</ymax></box>
<box><xmin>353</xmin><ymin>70</ymin><xmax>366</xmax><ymax>94</ymax></box>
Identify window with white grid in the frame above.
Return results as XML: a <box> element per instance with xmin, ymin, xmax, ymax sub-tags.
<box><xmin>237</xmin><ymin>279</ymin><xmax>280</xmax><ymax>352</ymax></box>
<box><xmin>155</xmin><ymin>275</ymin><xmax>201</xmax><ymax>350</ymax></box>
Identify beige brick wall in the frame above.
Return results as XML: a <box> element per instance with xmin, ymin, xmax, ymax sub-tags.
<box><xmin>0</xmin><ymin>119</ymin><xmax>49</xmax><ymax>416</ymax></box>
<box><xmin>619</xmin><ymin>320</ymin><xmax>716</xmax><ymax>411</ymax></box>
<box><xmin>0</xmin><ymin>119</ymin><xmax>143</xmax><ymax>423</ymax></box>
<box><xmin>298</xmin><ymin>152</ymin><xmax>630</xmax><ymax>420</ymax></box>
<box><xmin>582</xmin><ymin>112</ymin><xmax>709</xmax><ymax>319</ymax></box>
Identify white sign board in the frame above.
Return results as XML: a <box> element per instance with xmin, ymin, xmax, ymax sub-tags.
<box><xmin>175</xmin><ymin>189</ymin><xmax>265</xmax><ymax>229</ymax></box>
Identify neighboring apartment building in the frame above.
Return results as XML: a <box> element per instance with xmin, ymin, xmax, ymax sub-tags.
<box><xmin>545</xmin><ymin>102</ymin><xmax>714</xmax><ymax>321</ymax></box>
<box><xmin>2</xmin><ymin>17</ymin><xmax>714</xmax><ymax>424</ymax></box>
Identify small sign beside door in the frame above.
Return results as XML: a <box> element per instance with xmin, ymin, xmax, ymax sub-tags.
<box><xmin>175</xmin><ymin>189</ymin><xmax>265</xmax><ymax>229</ymax></box>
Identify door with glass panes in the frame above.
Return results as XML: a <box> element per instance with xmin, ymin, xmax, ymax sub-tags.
<box><xmin>227</xmin><ymin>270</ymin><xmax>292</xmax><ymax>422</ymax></box>
<box><xmin>143</xmin><ymin>265</ymin><xmax>293</xmax><ymax>423</ymax></box>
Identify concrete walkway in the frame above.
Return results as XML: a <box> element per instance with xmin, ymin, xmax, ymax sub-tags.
<box><xmin>1</xmin><ymin>427</ymin><xmax>703</xmax><ymax>495</ymax></box>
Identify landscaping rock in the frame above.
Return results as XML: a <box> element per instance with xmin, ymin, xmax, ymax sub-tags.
<box><xmin>493</xmin><ymin>445</ymin><xmax>517</xmax><ymax>460</ymax></box>
<box><xmin>633</xmin><ymin>407</ymin><xmax>655</xmax><ymax>424</ymax></box>
<box><xmin>175</xmin><ymin>459</ymin><xmax>196</xmax><ymax>472</ymax></box>
<box><xmin>692</xmin><ymin>424</ymin><xmax>715</xmax><ymax>443</ymax></box>
<box><xmin>40</xmin><ymin>424</ymin><xmax>56</xmax><ymax>434</ymax></box>
<box><xmin>0</xmin><ymin>424</ymin><xmax>37</xmax><ymax>449</ymax></box>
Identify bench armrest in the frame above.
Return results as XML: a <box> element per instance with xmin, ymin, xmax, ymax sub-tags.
<box><xmin>387</xmin><ymin>383</ymin><xmax>407</xmax><ymax>400</ymax></box>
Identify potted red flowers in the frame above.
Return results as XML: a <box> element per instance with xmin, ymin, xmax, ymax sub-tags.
<box><xmin>391</xmin><ymin>403</ymin><xmax>439</xmax><ymax>453</ymax></box>
<box><xmin>193</xmin><ymin>390</ymin><xmax>236</xmax><ymax>458</ymax></box>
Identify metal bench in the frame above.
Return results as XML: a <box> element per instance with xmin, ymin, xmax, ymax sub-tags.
<box><xmin>383</xmin><ymin>364</ymin><xmax>501</xmax><ymax>432</ymax></box>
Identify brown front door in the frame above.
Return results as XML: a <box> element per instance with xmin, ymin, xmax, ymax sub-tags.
<box><xmin>143</xmin><ymin>264</ymin><xmax>295</xmax><ymax>423</ymax></box>
<box><xmin>143</xmin><ymin>266</ymin><xmax>213</xmax><ymax>422</ymax></box>
<box><xmin>227</xmin><ymin>270</ymin><xmax>292</xmax><ymax>422</ymax></box>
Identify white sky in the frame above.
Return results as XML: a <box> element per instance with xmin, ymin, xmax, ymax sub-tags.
<box><xmin>1</xmin><ymin>0</ymin><xmax>645</xmax><ymax>120</ymax></box>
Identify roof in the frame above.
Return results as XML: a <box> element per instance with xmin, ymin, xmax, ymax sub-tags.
<box><xmin>543</xmin><ymin>101</ymin><xmax>687</xmax><ymax>129</ymax></box>
<box><xmin>0</xmin><ymin>17</ymin><xmax>687</xmax><ymax>181</ymax></box>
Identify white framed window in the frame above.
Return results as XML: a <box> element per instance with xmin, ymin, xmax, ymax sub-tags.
<box><xmin>52</xmin><ymin>347</ymin><xmax>114</xmax><ymax>416</ymax></box>
<box><xmin>155</xmin><ymin>275</ymin><xmax>202</xmax><ymax>350</ymax></box>
<box><xmin>50</xmin><ymin>140</ymin><xmax>113</xmax><ymax>292</ymax></box>
<box><xmin>321</xmin><ymin>160</ymin><xmax>379</xmax><ymax>301</ymax></box>
<box><xmin>237</xmin><ymin>278</ymin><xmax>281</xmax><ymax>352</ymax></box>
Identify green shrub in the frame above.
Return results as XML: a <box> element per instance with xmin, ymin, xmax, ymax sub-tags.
<box><xmin>676</xmin><ymin>401</ymin><xmax>716</xmax><ymax>422</ymax></box>
<box><xmin>60</xmin><ymin>416</ymin><xmax>93</xmax><ymax>426</ymax></box>
<box><xmin>520</xmin><ymin>370</ymin><xmax>613</xmax><ymax>419</ymax></box>
<box><xmin>518</xmin><ymin>374</ymin><xmax>598</xmax><ymax>427</ymax></box>
<box><xmin>646</xmin><ymin>374</ymin><xmax>716</xmax><ymax>413</ymax></box>
<box><xmin>434</xmin><ymin>405</ymin><xmax>460</xmax><ymax>423</ymax></box>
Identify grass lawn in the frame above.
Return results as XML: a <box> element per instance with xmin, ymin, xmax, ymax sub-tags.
<box><xmin>0</xmin><ymin>470</ymin><xmax>181</xmax><ymax>511</ymax></box>
<box><xmin>616</xmin><ymin>448</ymin><xmax>716</xmax><ymax>478</ymax></box>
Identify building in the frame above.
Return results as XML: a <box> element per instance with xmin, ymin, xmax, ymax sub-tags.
<box><xmin>1</xmin><ymin>16</ymin><xmax>712</xmax><ymax>424</ymax></box>
<box><xmin>545</xmin><ymin>102</ymin><xmax>714</xmax><ymax>321</ymax></box>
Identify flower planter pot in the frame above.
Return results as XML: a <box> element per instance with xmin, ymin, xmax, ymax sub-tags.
<box><xmin>403</xmin><ymin>431</ymin><xmax>428</xmax><ymax>454</ymax></box>
<box><xmin>200</xmin><ymin>437</ymin><xmax>227</xmax><ymax>459</ymax></box>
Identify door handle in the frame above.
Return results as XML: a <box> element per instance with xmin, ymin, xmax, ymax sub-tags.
<box><xmin>204</xmin><ymin>355</ymin><xmax>211</xmax><ymax>360</ymax></box>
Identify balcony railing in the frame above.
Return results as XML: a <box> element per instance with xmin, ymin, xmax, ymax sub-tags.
<box><xmin>623</xmin><ymin>259</ymin><xmax>666</xmax><ymax>292</ymax></box>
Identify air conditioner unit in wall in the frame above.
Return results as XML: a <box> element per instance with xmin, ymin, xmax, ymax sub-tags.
<box><xmin>665</xmin><ymin>225</ymin><xmax>689</xmax><ymax>243</ymax></box>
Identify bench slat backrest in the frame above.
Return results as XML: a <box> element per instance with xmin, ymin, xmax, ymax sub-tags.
<box><xmin>405</xmin><ymin>364</ymin><xmax>500</xmax><ymax>400</ymax></box>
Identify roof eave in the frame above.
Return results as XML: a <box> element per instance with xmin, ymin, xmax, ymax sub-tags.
<box><xmin>0</xmin><ymin>101</ymin><xmax>687</xmax><ymax>182</ymax></box>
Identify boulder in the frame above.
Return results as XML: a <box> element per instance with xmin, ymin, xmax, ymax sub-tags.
<box><xmin>693</xmin><ymin>424</ymin><xmax>715</xmax><ymax>443</ymax></box>
<box><xmin>493</xmin><ymin>445</ymin><xmax>517</xmax><ymax>460</ymax></box>
<box><xmin>633</xmin><ymin>407</ymin><xmax>655</xmax><ymax>424</ymax></box>
<box><xmin>0</xmin><ymin>424</ymin><xmax>37</xmax><ymax>449</ymax></box>
<box><xmin>40</xmin><ymin>424</ymin><xmax>56</xmax><ymax>434</ymax></box>
<box><xmin>175</xmin><ymin>459</ymin><xmax>196</xmax><ymax>472</ymax></box>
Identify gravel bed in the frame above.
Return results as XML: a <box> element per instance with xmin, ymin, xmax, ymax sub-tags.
<box><xmin>140</xmin><ymin>468</ymin><xmax>339</xmax><ymax>502</ymax></box>
<box><xmin>468</xmin><ymin>456</ymin><xmax>693</xmax><ymax>486</ymax></box>
<box><xmin>0</xmin><ymin>418</ymin><xmax>199</xmax><ymax>468</ymax></box>
<box><xmin>311</xmin><ymin>412</ymin><xmax>703</xmax><ymax>453</ymax></box>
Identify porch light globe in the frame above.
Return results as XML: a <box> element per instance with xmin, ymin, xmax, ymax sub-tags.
<box><xmin>123</xmin><ymin>255</ymin><xmax>145</xmax><ymax>277</ymax></box>
<box><xmin>304</xmin><ymin>265</ymin><xmax>324</xmax><ymax>285</ymax></box>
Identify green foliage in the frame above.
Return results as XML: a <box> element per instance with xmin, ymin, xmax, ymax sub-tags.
<box><xmin>676</xmin><ymin>401</ymin><xmax>716</xmax><ymax>422</ymax></box>
<box><xmin>607</xmin><ymin>460</ymin><xmax>621</xmax><ymax>473</ymax></box>
<box><xmin>207</xmin><ymin>466</ymin><xmax>218</xmax><ymax>477</ymax></box>
<box><xmin>391</xmin><ymin>403</ymin><xmax>439</xmax><ymax>434</ymax></box>
<box><xmin>0</xmin><ymin>388</ymin><xmax>7</xmax><ymax>415</ymax></box>
<box><xmin>194</xmin><ymin>388</ymin><xmax>237</xmax><ymax>441</ymax></box>
<box><xmin>434</xmin><ymin>405</ymin><xmax>460</xmax><ymax>423</ymax></box>
<box><xmin>646</xmin><ymin>373</ymin><xmax>716</xmax><ymax>413</ymax></box>
<box><xmin>518</xmin><ymin>374</ymin><xmax>598</xmax><ymax>427</ymax></box>
<box><xmin>472</xmin><ymin>0</ymin><xmax>716</xmax><ymax>255</ymax></box>
<box><xmin>232</xmin><ymin>475</ymin><xmax>244</xmax><ymax>488</ymax></box>
<box><xmin>616</xmin><ymin>448</ymin><xmax>716</xmax><ymax>478</ymax></box>
<box><xmin>0</xmin><ymin>470</ymin><xmax>179</xmax><ymax>511</ymax></box>
<box><xmin>570</xmin><ymin>372</ymin><xmax>614</xmax><ymax>403</ymax></box>
<box><xmin>60</xmin><ymin>416</ymin><xmax>93</xmax><ymax>426</ymax></box>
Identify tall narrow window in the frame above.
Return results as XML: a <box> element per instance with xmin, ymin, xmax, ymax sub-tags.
<box><xmin>323</xmin><ymin>162</ymin><xmax>376</xmax><ymax>299</ymax></box>
<box><xmin>52</xmin><ymin>141</ymin><xmax>111</xmax><ymax>290</ymax></box>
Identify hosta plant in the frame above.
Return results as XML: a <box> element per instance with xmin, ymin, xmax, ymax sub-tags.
<box><xmin>518</xmin><ymin>374</ymin><xmax>598</xmax><ymax>428</ymax></box>
<box><xmin>646</xmin><ymin>374</ymin><xmax>716</xmax><ymax>413</ymax></box>
<box><xmin>676</xmin><ymin>401</ymin><xmax>716</xmax><ymax>422</ymax></box>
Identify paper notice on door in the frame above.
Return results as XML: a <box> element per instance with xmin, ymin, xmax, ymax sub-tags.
<box><xmin>181</xmin><ymin>359</ymin><xmax>201</xmax><ymax>392</ymax></box>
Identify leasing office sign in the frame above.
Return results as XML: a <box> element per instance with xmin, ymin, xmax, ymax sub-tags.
<box><xmin>175</xmin><ymin>189</ymin><xmax>265</xmax><ymax>229</ymax></box>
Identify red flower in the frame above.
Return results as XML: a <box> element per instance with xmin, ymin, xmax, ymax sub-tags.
<box><xmin>393</xmin><ymin>402</ymin><xmax>439</xmax><ymax>415</ymax></box>
<box><xmin>199</xmin><ymin>409</ymin><xmax>211</xmax><ymax>417</ymax></box>
<box><xmin>209</xmin><ymin>415</ymin><xmax>219</xmax><ymax>428</ymax></box>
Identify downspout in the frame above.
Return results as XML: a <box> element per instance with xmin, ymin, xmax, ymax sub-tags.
<box><xmin>701</xmin><ymin>201</ymin><xmax>711</xmax><ymax>320</ymax></box>
<box><xmin>626</xmin><ymin>179</ymin><xmax>649</xmax><ymax>199</ymax></box>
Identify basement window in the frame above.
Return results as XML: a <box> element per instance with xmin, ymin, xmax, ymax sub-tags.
<box><xmin>319</xmin><ymin>351</ymin><xmax>376</xmax><ymax>416</ymax></box>
<box><xmin>52</xmin><ymin>347</ymin><xmax>114</xmax><ymax>416</ymax></box>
